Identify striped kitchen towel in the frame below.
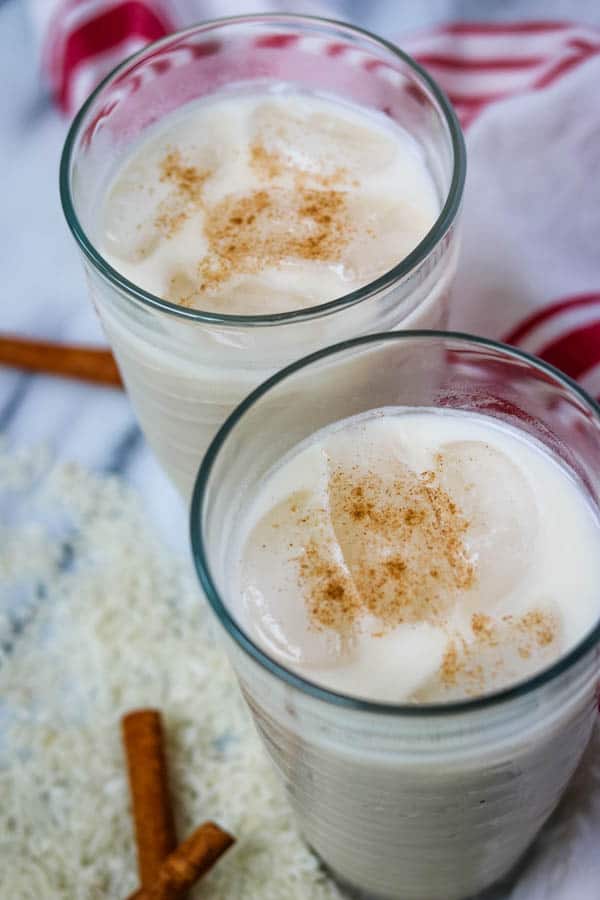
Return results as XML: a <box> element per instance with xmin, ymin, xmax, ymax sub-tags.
<box><xmin>30</xmin><ymin>1</ymin><xmax>600</xmax><ymax>399</ymax></box>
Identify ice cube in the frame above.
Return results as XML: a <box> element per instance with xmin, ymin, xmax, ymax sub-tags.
<box><xmin>341</xmin><ymin>194</ymin><xmax>435</xmax><ymax>283</ymax></box>
<box><xmin>102</xmin><ymin>163</ymin><xmax>169</xmax><ymax>262</ymax></box>
<box><xmin>251</xmin><ymin>102</ymin><xmax>397</xmax><ymax>178</ymax></box>
<box><xmin>240</xmin><ymin>477</ymin><xmax>359</xmax><ymax>670</ymax></box>
<box><xmin>103</xmin><ymin>132</ymin><xmax>216</xmax><ymax>263</ymax></box>
<box><xmin>324</xmin><ymin>416</ymin><xmax>412</xmax><ymax>482</ymax></box>
<box><xmin>198</xmin><ymin>270</ymin><xmax>330</xmax><ymax>315</ymax></box>
<box><xmin>325</xmin><ymin>445</ymin><xmax>474</xmax><ymax>629</ymax></box>
<box><xmin>351</xmin><ymin>623</ymin><xmax>448</xmax><ymax>702</ymax></box>
<box><xmin>166</xmin><ymin>269</ymin><xmax>196</xmax><ymax>305</ymax></box>
<box><xmin>435</xmin><ymin>441</ymin><xmax>539</xmax><ymax>606</ymax></box>
<box><xmin>415</xmin><ymin>604</ymin><xmax>562</xmax><ymax>702</ymax></box>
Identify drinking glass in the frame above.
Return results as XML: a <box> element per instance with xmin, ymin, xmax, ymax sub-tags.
<box><xmin>60</xmin><ymin>14</ymin><xmax>465</xmax><ymax>498</ymax></box>
<box><xmin>191</xmin><ymin>331</ymin><xmax>600</xmax><ymax>900</ymax></box>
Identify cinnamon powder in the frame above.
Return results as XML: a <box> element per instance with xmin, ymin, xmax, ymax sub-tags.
<box><xmin>289</xmin><ymin>455</ymin><xmax>559</xmax><ymax>697</ymax></box>
<box><xmin>433</xmin><ymin>609</ymin><xmax>560</xmax><ymax>692</ymax></box>
<box><xmin>153</xmin><ymin>149</ymin><xmax>211</xmax><ymax>240</ymax></box>
<box><xmin>298</xmin><ymin>465</ymin><xmax>475</xmax><ymax>634</ymax></box>
<box><xmin>149</xmin><ymin>141</ymin><xmax>355</xmax><ymax>305</ymax></box>
<box><xmin>159</xmin><ymin>149</ymin><xmax>208</xmax><ymax>204</ymax></box>
<box><xmin>198</xmin><ymin>183</ymin><xmax>352</xmax><ymax>291</ymax></box>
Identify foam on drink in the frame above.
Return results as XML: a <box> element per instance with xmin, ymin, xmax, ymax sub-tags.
<box><xmin>100</xmin><ymin>88</ymin><xmax>439</xmax><ymax>314</ymax></box>
<box><xmin>236</xmin><ymin>409</ymin><xmax>600</xmax><ymax>702</ymax></box>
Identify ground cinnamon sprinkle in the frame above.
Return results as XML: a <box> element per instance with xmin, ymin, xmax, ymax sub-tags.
<box><xmin>250</xmin><ymin>142</ymin><xmax>283</xmax><ymax>179</ymax></box>
<box><xmin>288</xmin><ymin>453</ymin><xmax>562</xmax><ymax>698</ymax></box>
<box><xmin>436</xmin><ymin>609</ymin><xmax>560</xmax><ymax>691</ymax></box>
<box><xmin>147</xmin><ymin>141</ymin><xmax>356</xmax><ymax>304</ymax></box>
<box><xmin>298</xmin><ymin>538</ymin><xmax>361</xmax><ymax>633</ymax></box>
<box><xmin>154</xmin><ymin>208</ymin><xmax>188</xmax><ymax>241</ymax></box>
<box><xmin>471</xmin><ymin>613</ymin><xmax>497</xmax><ymax>645</ymax></box>
<box><xmin>198</xmin><ymin>183</ymin><xmax>352</xmax><ymax>291</ymax></box>
<box><xmin>440</xmin><ymin>641</ymin><xmax>460</xmax><ymax>686</ymax></box>
<box><xmin>263</xmin><ymin>448</ymin><xmax>564</xmax><ymax>699</ymax></box>
<box><xmin>153</xmin><ymin>150</ymin><xmax>211</xmax><ymax>241</ymax></box>
<box><xmin>297</xmin><ymin>463</ymin><xmax>475</xmax><ymax>634</ymax></box>
<box><xmin>519</xmin><ymin>610</ymin><xmax>557</xmax><ymax>647</ymax></box>
<box><xmin>159</xmin><ymin>149</ymin><xmax>208</xmax><ymax>203</ymax></box>
<box><xmin>250</xmin><ymin>140</ymin><xmax>351</xmax><ymax>188</ymax></box>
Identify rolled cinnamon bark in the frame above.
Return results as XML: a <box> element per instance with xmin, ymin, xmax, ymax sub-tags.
<box><xmin>122</xmin><ymin>710</ymin><xmax>178</xmax><ymax>889</ymax></box>
<box><xmin>0</xmin><ymin>334</ymin><xmax>122</xmax><ymax>387</ymax></box>
<box><xmin>126</xmin><ymin>822</ymin><xmax>235</xmax><ymax>900</ymax></box>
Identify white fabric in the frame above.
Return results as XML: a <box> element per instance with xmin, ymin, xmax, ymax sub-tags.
<box><xmin>451</xmin><ymin>51</ymin><xmax>600</xmax><ymax>337</ymax></box>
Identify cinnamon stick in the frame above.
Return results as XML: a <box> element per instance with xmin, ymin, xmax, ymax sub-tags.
<box><xmin>122</xmin><ymin>710</ymin><xmax>178</xmax><ymax>889</ymax></box>
<box><xmin>126</xmin><ymin>822</ymin><xmax>235</xmax><ymax>899</ymax></box>
<box><xmin>0</xmin><ymin>334</ymin><xmax>122</xmax><ymax>387</ymax></box>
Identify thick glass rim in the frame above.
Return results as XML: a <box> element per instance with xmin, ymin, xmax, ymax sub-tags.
<box><xmin>60</xmin><ymin>12</ymin><xmax>466</xmax><ymax>328</ymax></box>
<box><xmin>190</xmin><ymin>330</ymin><xmax>600</xmax><ymax>717</ymax></box>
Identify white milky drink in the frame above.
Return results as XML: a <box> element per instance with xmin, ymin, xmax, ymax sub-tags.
<box><xmin>190</xmin><ymin>329</ymin><xmax>600</xmax><ymax>900</ymax></box>
<box><xmin>227</xmin><ymin>407</ymin><xmax>600</xmax><ymax>899</ymax></box>
<box><xmin>63</xmin><ymin>16</ymin><xmax>464</xmax><ymax>492</ymax></box>
<box><xmin>101</xmin><ymin>91</ymin><xmax>439</xmax><ymax>316</ymax></box>
<box><xmin>90</xmin><ymin>84</ymin><xmax>457</xmax><ymax>496</ymax></box>
<box><xmin>238</xmin><ymin>409</ymin><xmax>600</xmax><ymax>702</ymax></box>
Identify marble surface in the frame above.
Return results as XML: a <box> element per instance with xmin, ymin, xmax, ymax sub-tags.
<box><xmin>3</xmin><ymin>0</ymin><xmax>600</xmax><ymax>544</ymax></box>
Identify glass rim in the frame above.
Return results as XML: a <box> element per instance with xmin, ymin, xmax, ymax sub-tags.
<box><xmin>190</xmin><ymin>330</ymin><xmax>600</xmax><ymax>717</ymax></box>
<box><xmin>59</xmin><ymin>11</ymin><xmax>466</xmax><ymax>328</ymax></box>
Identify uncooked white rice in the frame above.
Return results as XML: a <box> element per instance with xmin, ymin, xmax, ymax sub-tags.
<box><xmin>0</xmin><ymin>445</ymin><xmax>343</xmax><ymax>899</ymax></box>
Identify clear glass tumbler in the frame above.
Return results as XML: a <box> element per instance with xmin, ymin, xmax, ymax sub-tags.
<box><xmin>60</xmin><ymin>14</ymin><xmax>465</xmax><ymax>498</ymax></box>
<box><xmin>190</xmin><ymin>331</ymin><xmax>600</xmax><ymax>900</ymax></box>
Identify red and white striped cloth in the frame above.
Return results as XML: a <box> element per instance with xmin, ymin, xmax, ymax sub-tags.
<box><xmin>31</xmin><ymin>1</ymin><xmax>600</xmax><ymax>401</ymax></box>
<box><xmin>406</xmin><ymin>20</ymin><xmax>600</xmax><ymax>128</ymax></box>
